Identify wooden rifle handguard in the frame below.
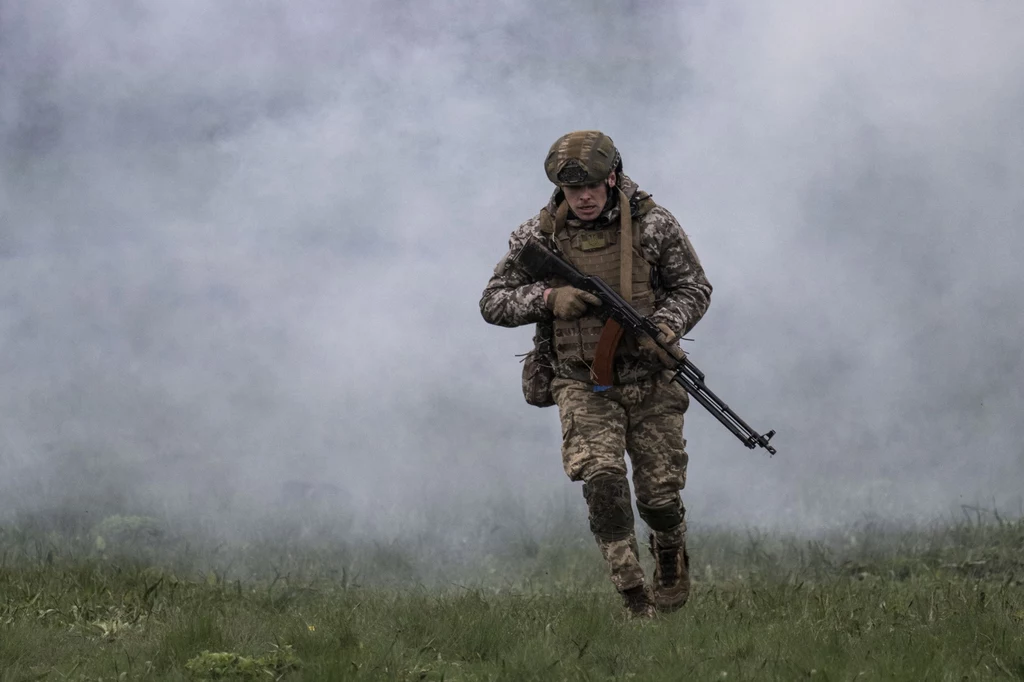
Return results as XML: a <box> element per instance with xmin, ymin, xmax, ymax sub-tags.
<box><xmin>591</xmin><ymin>319</ymin><xmax>624</xmax><ymax>386</ymax></box>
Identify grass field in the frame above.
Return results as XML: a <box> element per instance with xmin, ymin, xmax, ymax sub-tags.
<box><xmin>1</xmin><ymin>508</ymin><xmax>1022</xmax><ymax>681</ymax></box>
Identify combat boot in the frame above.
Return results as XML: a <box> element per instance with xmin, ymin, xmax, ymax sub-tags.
<box><xmin>620</xmin><ymin>584</ymin><xmax>656</xmax><ymax>620</ymax></box>
<box><xmin>649</xmin><ymin>533</ymin><xmax>690</xmax><ymax>612</ymax></box>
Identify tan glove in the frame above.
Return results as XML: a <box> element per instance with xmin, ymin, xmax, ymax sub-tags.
<box><xmin>545</xmin><ymin>286</ymin><xmax>602</xmax><ymax>320</ymax></box>
<box><xmin>639</xmin><ymin>322</ymin><xmax>684</xmax><ymax>368</ymax></box>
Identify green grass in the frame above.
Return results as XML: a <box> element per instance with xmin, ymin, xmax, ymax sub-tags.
<box><xmin>0</xmin><ymin>514</ymin><xmax>1022</xmax><ymax>681</ymax></box>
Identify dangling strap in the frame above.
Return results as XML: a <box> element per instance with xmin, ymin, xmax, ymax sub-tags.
<box><xmin>554</xmin><ymin>200</ymin><xmax>569</xmax><ymax>235</ymax></box>
<box><xmin>590</xmin><ymin>189</ymin><xmax>634</xmax><ymax>387</ymax></box>
<box><xmin>539</xmin><ymin>200</ymin><xmax>570</xmax><ymax>240</ymax></box>
<box><xmin>617</xmin><ymin>188</ymin><xmax>633</xmax><ymax>303</ymax></box>
<box><xmin>551</xmin><ymin>202</ymin><xmax>573</xmax><ymax>262</ymax></box>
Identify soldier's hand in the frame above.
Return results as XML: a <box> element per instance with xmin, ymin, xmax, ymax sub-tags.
<box><xmin>545</xmin><ymin>286</ymin><xmax>602</xmax><ymax>320</ymax></box>
<box><xmin>639</xmin><ymin>322</ymin><xmax>684</xmax><ymax>368</ymax></box>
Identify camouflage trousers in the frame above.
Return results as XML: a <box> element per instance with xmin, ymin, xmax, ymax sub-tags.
<box><xmin>551</xmin><ymin>370</ymin><xmax>689</xmax><ymax>592</ymax></box>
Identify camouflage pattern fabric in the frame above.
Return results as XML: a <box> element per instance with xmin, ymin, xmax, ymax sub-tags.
<box><xmin>596</xmin><ymin>535</ymin><xmax>646</xmax><ymax>592</ymax></box>
<box><xmin>480</xmin><ymin>172</ymin><xmax>708</xmax><ymax>598</ymax></box>
<box><xmin>480</xmin><ymin>175</ymin><xmax>712</xmax><ymax>384</ymax></box>
<box><xmin>552</xmin><ymin>371</ymin><xmax>689</xmax><ymax>592</ymax></box>
<box><xmin>551</xmin><ymin>371</ymin><xmax>689</xmax><ymax>503</ymax></box>
<box><xmin>544</xmin><ymin>130</ymin><xmax>620</xmax><ymax>186</ymax></box>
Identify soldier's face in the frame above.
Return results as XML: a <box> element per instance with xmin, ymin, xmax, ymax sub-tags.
<box><xmin>563</xmin><ymin>171</ymin><xmax>616</xmax><ymax>221</ymax></box>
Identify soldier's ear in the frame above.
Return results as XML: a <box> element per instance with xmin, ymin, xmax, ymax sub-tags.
<box><xmin>606</xmin><ymin>171</ymin><xmax>617</xmax><ymax>189</ymax></box>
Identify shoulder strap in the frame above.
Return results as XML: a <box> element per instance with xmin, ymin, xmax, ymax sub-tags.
<box><xmin>539</xmin><ymin>201</ymin><xmax>569</xmax><ymax>235</ymax></box>
<box><xmin>539</xmin><ymin>207</ymin><xmax>555</xmax><ymax>235</ymax></box>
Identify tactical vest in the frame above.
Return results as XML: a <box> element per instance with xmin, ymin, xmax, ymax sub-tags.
<box><xmin>539</xmin><ymin>190</ymin><xmax>657</xmax><ymax>379</ymax></box>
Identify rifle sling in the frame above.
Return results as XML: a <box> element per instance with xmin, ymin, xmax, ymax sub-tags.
<box><xmin>618</xmin><ymin>188</ymin><xmax>633</xmax><ymax>307</ymax></box>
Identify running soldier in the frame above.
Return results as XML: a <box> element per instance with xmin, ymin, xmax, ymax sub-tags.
<box><xmin>480</xmin><ymin>131</ymin><xmax>712</xmax><ymax>618</ymax></box>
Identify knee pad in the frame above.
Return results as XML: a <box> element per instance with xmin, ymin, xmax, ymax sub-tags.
<box><xmin>582</xmin><ymin>474</ymin><xmax>634</xmax><ymax>541</ymax></box>
<box><xmin>637</xmin><ymin>498</ymin><xmax>684</xmax><ymax>532</ymax></box>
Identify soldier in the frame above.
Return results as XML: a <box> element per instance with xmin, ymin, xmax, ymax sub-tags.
<box><xmin>480</xmin><ymin>131</ymin><xmax>712</xmax><ymax>618</ymax></box>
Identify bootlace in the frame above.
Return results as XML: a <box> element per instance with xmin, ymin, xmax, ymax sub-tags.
<box><xmin>658</xmin><ymin>547</ymin><xmax>679</xmax><ymax>585</ymax></box>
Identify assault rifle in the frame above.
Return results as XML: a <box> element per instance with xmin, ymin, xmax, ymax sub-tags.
<box><xmin>513</xmin><ymin>239</ymin><xmax>777</xmax><ymax>456</ymax></box>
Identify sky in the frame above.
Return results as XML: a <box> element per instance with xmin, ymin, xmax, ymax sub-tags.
<box><xmin>1</xmin><ymin>0</ymin><xmax>1022</xmax><ymax>535</ymax></box>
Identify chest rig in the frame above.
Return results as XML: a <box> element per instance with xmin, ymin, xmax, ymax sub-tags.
<box><xmin>539</xmin><ymin>189</ymin><xmax>657</xmax><ymax>385</ymax></box>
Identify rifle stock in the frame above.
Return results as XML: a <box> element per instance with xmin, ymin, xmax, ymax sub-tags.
<box><xmin>513</xmin><ymin>239</ymin><xmax>777</xmax><ymax>456</ymax></box>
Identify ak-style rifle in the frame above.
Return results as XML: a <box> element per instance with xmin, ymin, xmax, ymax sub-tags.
<box><xmin>513</xmin><ymin>239</ymin><xmax>777</xmax><ymax>455</ymax></box>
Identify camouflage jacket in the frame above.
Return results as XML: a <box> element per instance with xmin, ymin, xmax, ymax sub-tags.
<box><xmin>480</xmin><ymin>175</ymin><xmax>712</xmax><ymax>382</ymax></box>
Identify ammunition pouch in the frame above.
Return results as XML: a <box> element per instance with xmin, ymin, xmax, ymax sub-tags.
<box><xmin>521</xmin><ymin>323</ymin><xmax>555</xmax><ymax>408</ymax></box>
<box><xmin>521</xmin><ymin>349</ymin><xmax>555</xmax><ymax>407</ymax></box>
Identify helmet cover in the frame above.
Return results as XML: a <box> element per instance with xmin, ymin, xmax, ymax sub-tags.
<box><xmin>544</xmin><ymin>130</ymin><xmax>619</xmax><ymax>186</ymax></box>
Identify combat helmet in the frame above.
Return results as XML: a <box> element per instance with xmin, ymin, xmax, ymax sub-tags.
<box><xmin>544</xmin><ymin>130</ymin><xmax>621</xmax><ymax>186</ymax></box>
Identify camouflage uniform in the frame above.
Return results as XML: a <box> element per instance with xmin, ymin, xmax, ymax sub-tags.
<box><xmin>481</xmin><ymin>166</ymin><xmax>711</xmax><ymax>605</ymax></box>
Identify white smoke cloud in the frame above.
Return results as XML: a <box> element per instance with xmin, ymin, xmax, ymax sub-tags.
<box><xmin>1</xmin><ymin>0</ymin><xmax>1022</xmax><ymax>532</ymax></box>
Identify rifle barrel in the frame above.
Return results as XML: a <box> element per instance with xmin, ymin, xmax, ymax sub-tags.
<box><xmin>512</xmin><ymin>239</ymin><xmax>777</xmax><ymax>455</ymax></box>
